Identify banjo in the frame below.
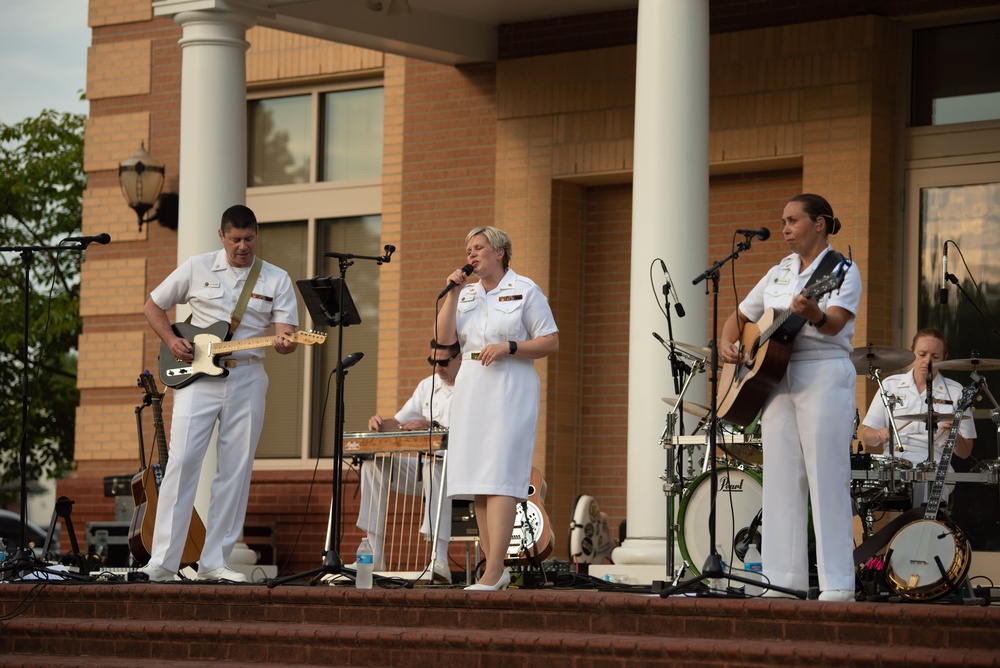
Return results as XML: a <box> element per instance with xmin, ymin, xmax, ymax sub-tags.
<box><xmin>884</xmin><ymin>375</ymin><xmax>982</xmax><ymax>601</ymax></box>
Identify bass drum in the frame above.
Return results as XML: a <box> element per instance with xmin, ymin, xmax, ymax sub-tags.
<box><xmin>677</xmin><ymin>466</ymin><xmax>763</xmax><ymax>576</ymax></box>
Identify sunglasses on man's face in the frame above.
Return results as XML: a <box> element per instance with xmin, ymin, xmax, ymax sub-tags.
<box><xmin>428</xmin><ymin>351</ymin><xmax>461</xmax><ymax>367</ymax></box>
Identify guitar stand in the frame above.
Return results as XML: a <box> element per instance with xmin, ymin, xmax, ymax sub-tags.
<box><xmin>660</xmin><ymin>234</ymin><xmax>806</xmax><ymax>600</ymax></box>
<box><xmin>268</xmin><ymin>246</ymin><xmax>395</xmax><ymax>589</ymax></box>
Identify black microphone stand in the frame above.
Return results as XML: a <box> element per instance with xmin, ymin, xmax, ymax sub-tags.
<box><xmin>942</xmin><ymin>263</ymin><xmax>1000</xmax><ymax>341</ymax></box>
<box><xmin>660</xmin><ymin>234</ymin><xmax>804</xmax><ymax>599</ymax></box>
<box><xmin>268</xmin><ymin>245</ymin><xmax>395</xmax><ymax>588</ymax></box>
<box><xmin>0</xmin><ymin>240</ymin><xmax>95</xmax><ymax>578</ymax></box>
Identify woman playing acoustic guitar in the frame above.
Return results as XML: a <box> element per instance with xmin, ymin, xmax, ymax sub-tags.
<box><xmin>719</xmin><ymin>194</ymin><xmax>862</xmax><ymax>601</ymax></box>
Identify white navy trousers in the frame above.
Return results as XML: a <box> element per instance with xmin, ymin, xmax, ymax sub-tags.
<box><xmin>150</xmin><ymin>363</ymin><xmax>268</xmax><ymax>572</ymax></box>
<box><xmin>760</xmin><ymin>353</ymin><xmax>856</xmax><ymax>593</ymax></box>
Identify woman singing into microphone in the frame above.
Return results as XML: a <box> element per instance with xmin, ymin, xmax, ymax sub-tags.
<box><xmin>436</xmin><ymin>226</ymin><xmax>559</xmax><ymax>591</ymax></box>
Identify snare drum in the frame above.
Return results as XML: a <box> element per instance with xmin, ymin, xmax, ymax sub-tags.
<box><xmin>851</xmin><ymin>455</ymin><xmax>913</xmax><ymax>512</ymax></box>
<box><xmin>676</xmin><ymin>466</ymin><xmax>763</xmax><ymax>576</ymax></box>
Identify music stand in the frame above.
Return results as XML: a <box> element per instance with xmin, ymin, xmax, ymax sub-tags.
<box><xmin>268</xmin><ymin>245</ymin><xmax>395</xmax><ymax>588</ymax></box>
<box><xmin>297</xmin><ymin>276</ymin><xmax>362</xmax><ymax>328</ymax></box>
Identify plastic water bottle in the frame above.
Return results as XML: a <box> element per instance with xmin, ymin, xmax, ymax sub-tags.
<box><xmin>743</xmin><ymin>543</ymin><xmax>763</xmax><ymax>597</ymax></box>
<box><xmin>709</xmin><ymin>542</ymin><xmax>727</xmax><ymax>593</ymax></box>
<box><xmin>355</xmin><ymin>537</ymin><xmax>373</xmax><ymax>589</ymax></box>
<box><xmin>0</xmin><ymin>538</ymin><xmax>6</xmax><ymax>583</ymax></box>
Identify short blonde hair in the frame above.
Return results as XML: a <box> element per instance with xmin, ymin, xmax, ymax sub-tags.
<box><xmin>466</xmin><ymin>226</ymin><xmax>513</xmax><ymax>270</ymax></box>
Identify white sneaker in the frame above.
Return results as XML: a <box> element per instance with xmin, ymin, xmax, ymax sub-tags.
<box><xmin>138</xmin><ymin>563</ymin><xmax>179</xmax><ymax>582</ymax></box>
<box><xmin>197</xmin><ymin>566</ymin><xmax>248</xmax><ymax>583</ymax></box>
<box><xmin>818</xmin><ymin>589</ymin><xmax>855</xmax><ymax>602</ymax></box>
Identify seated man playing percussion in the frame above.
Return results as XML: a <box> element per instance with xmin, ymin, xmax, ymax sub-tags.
<box><xmin>356</xmin><ymin>340</ymin><xmax>460</xmax><ymax>584</ymax></box>
<box><xmin>858</xmin><ymin>328</ymin><xmax>976</xmax><ymax>508</ymax></box>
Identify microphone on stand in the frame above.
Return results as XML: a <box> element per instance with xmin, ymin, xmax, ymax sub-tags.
<box><xmin>438</xmin><ymin>264</ymin><xmax>474</xmax><ymax>299</ymax></box>
<box><xmin>940</xmin><ymin>241</ymin><xmax>949</xmax><ymax>305</ymax></box>
<box><xmin>338</xmin><ymin>351</ymin><xmax>364</xmax><ymax>371</ymax></box>
<box><xmin>658</xmin><ymin>260</ymin><xmax>686</xmax><ymax>317</ymax></box>
<box><xmin>736</xmin><ymin>228</ymin><xmax>770</xmax><ymax>241</ymax></box>
<box><xmin>63</xmin><ymin>233</ymin><xmax>112</xmax><ymax>246</ymax></box>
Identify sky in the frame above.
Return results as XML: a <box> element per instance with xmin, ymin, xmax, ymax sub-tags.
<box><xmin>0</xmin><ymin>0</ymin><xmax>90</xmax><ymax>126</ymax></box>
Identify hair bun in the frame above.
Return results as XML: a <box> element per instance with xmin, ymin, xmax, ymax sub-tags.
<box><xmin>831</xmin><ymin>217</ymin><xmax>841</xmax><ymax>235</ymax></box>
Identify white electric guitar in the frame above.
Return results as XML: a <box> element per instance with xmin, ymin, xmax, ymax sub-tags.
<box><xmin>884</xmin><ymin>375</ymin><xmax>981</xmax><ymax>601</ymax></box>
<box><xmin>158</xmin><ymin>321</ymin><xmax>327</xmax><ymax>389</ymax></box>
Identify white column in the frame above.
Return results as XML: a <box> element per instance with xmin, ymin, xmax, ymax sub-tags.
<box><xmin>154</xmin><ymin>1</ymin><xmax>258</xmax><ymax>567</ymax></box>
<box><xmin>610</xmin><ymin>0</ymin><xmax>709</xmax><ymax>573</ymax></box>
<box><xmin>166</xmin><ymin>5</ymin><xmax>255</xmax><ymax>259</ymax></box>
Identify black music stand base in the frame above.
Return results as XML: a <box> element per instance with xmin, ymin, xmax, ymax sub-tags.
<box><xmin>268</xmin><ymin>549</ymin><xmax>356</xmax><ymax>587</ymax></box>
<box><xmin>658</xmin><ymin>554</ymin><xmax>806</xmax><ymax>598</ymax></box>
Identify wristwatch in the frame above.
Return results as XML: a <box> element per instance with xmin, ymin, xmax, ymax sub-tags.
<box><xmin>508</xmin><ymin>340</ymin><xmax>517</xmax><ymax>355</ymax></box>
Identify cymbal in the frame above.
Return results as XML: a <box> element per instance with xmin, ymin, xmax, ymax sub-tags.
<box><xmin>661</xmin><ymin>397</ymin><xmax>711</xmax><ymax>421</ymax></box>
<box><xmin>894</xmin><ymin>412</ymin><xmax>971</xmax><ymax>421</ymax></box>
<box><xmin>850</xmin><ymin>345</ymin><xmax>914</xmax><ymax>375</ymax></box>
<box><xmin>671</xmin><ymin>340</ymin><xmax>711</xmax><ymax>359</ymax></box>
<box><xmin>935</xmin><ymin>357</ymin><xmax>1000</xmax><ymax>371</ymax></box>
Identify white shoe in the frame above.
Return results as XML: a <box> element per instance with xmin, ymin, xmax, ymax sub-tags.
<box><xmin>197</xmin><ymin>566</ymin><xmax>248</xmax><ymax>583</ymax></box>
<box><xmin>760</xmin><ymin>588</ymin><xmax>797</xmax><ymax>599</ymax></box>
<box><xmin>818</xmin><ymin>589</ymin><xmax>855</xmax><ymax>602</ymax></box>
<box><xmin>464</xmin><ymin>569</ymin><xmax>510</xmax><ymax>591</ymax></box>
<box><xmin>138</xmin><ymin>563</ymin><xmax>179</xmax><ymax>582</ymax></box>
<box><xmin>430</xmin><ymin>560</ymin><xmax>452</xmax><ymax>584</ymax></box>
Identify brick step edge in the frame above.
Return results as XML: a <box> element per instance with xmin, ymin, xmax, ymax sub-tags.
<box><xmin>3</xmin><ymin>619</ymin><xmax>998</xmax><ymax>668</ymax></box>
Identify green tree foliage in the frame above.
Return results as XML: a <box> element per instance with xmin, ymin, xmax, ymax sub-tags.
<box><xmin>0</xmin><ymin>110</ymin><xmax>86</xmax><ymax>499</ymax></box>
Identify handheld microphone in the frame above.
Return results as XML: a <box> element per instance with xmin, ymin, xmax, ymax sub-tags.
<box><xmin>736</xmin><ymin>228</ymin><xmax>770</xmax><ymax>241</ymax></box>
<box><xmin>63</xmin><ymin>233</ymin><xmax>112</xmax><ymax>246</ymax></box>
<box><xmin>658</xmin><ymin>260</ymin><xmax>686</xmax><ymax>317</ymax></box>
<box><xmin>940</xmin><ymin>241</ymin><xmax>948</xmax><ymax>305</ymax></box>
<box><xmin>438</xmin><ymin>264</ymin><xmax>474</xmax><ymax>299</ymax></box>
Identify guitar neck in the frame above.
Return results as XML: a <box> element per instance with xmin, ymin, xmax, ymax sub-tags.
<box><xmin>923</xmin><ymin>416</ymin><xmax>962</xmax><ymax>520</ymax></box>
<box><xmin>151</xmin><ymin>395</ymin><xmax>169</xmax><ymax>466</ymax></box>
<box><xmin>924</xmin><ymin>378</ymin><xmax>981</xmax><ymax>520</ymax></box>
<box><xmin>210</xmin><ymin>336</ymin><xmax>276</xmax><ymax>355</ymax></box>
<box><xmin>758</xmin><ymin>308</ymin><xmax>803</xmax><ymax>347</ymax></box>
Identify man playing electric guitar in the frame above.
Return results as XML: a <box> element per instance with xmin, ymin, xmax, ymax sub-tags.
<box><xmin>139</xmin><ymin>204</ymin><xmax>299</xmax><ymax>583</ymax></box>
<box><xmin>719</xmin><ymin>194</ymin><xmax>862</xmax><ymax>602</ymax></box>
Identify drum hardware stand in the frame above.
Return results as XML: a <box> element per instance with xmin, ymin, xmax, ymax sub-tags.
<box><xmin>661</xmin><ymin>233</ymin><xmax>804</xmax><ymax>599</ymax></box>
<box><xmin>268</xmin><ymin>245</ymin><xmax>396</xmax><ymax>588</ymax></box>
<box><xmin>657</xmin><ymin>354</ymin><xmax>706</xmax><ymax>582</ymax></box>
<box><xmin>868</xmin><ymin>364</ymin><xmax>907</xmax><ymax>497</ymax></box>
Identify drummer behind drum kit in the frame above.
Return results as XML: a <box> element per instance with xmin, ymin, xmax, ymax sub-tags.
<box><xmin>661</xmin><ymin>339</ymin><xmax>1000</xmax><ymax>602</ymax></box>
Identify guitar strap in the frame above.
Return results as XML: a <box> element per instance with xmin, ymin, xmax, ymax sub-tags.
<box><xmin>230</xmin><ymin>256</ymin><xmax>263</xmax><ymax>334</ymax></box>
<box><xmin>803</xmin><ymin>248</ymin><xmax>845</xmax><ymax>293</ymax></box>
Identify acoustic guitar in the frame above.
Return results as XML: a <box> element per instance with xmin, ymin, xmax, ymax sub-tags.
<box><xmin>717</xmin><ymin>258</ymin><xmax>850</xmax><ymax>426</ymax></box>
<box><xmin>128</xmin><ymin>371</ymin><xmax>206</xmax><ymax>567</ymax></box>
<box><xmin>158</xmin><ymin>321</ymin><xmax>327</xmax><ymax>389</ymax></box>
<box><xmin>506</xmin><ymin>467</ymin><xmax>554</xmax><ymax>564</ymax></box>
<box><xmin>884</xmin><ymin>376</ymin><xmax>981</xmax><ymax>601</ymax></box>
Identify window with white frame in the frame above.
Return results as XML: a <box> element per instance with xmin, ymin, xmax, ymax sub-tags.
<box><xmin>247</xmin><ymin>83</ymin><xmax>385</xmax><ymax>460</ymax></box>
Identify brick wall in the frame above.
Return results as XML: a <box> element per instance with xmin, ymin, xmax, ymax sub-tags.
<box><xmin>71</xmin><ymin>5</ymin><xmax>909</xmax><ymax>567</ymax></box>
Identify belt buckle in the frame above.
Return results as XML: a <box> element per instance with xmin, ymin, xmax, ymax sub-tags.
<box><xmin>223</xmin><ymin>359</ymin><xmax>237</xmax><ymax>369</ymax></box>
<box><xmin>470</xmin><ymin>352</ymin><xmax>480</xmax><ymax>361</ymax></box>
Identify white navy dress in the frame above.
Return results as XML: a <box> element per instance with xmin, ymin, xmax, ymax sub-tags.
<box><xmin>446</xmin><ymin>268</ymin><xmax>558</xmax><ymax>501</ymax></box>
